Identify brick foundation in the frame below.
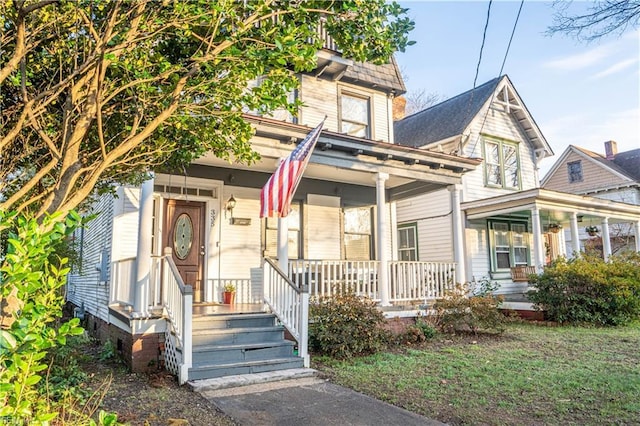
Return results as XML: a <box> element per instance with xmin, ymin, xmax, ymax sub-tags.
<box><xmin>383</xmin><ymin>316</ymin><xmax>417</xmax><ymax>336</ymax></box>
<box><xmin>74</xmin><ymin>305</ymin><xmax>164</xmax><ymax>373</ymax></box>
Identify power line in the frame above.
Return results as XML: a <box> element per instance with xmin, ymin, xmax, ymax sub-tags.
<box><xmin>473</xmin><ymin>0</ymin><xmax>493</xmax><ymax>90</ymax></box>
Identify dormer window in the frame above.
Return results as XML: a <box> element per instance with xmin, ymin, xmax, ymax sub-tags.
<box><xmin>339</xmin><ymin>91</ymin><xmax>371</xmax><ymax>138</ymax></box>
<box><xmin>567</xmin><ymin>161</ymin><xmax>583</xmax><ymax>183</ymax></box>
<box><xmin>483</xmin><ymin>137</ymin><xmax>520</xmax><ymax>190</ymax></box>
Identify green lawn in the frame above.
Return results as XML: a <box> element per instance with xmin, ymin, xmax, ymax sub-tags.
<box><xmin>313</xmin><ymin>322</ymin><xmax>640</xmax><ymax>425</ymax></box>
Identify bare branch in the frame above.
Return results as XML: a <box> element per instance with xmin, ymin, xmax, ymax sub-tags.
<box><xmin>548</xmin><ymin>0</ymin><xmax>640</xmax><ymax>41</ymax></box>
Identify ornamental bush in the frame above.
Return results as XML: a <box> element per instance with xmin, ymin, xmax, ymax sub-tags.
<box><xmin>433</xmin><ymin>284</ymin><xmax>506</xmax><ymax>334</ymax></box>
<box><xmin>527</xmin><ymin>253</ymin><xmax>640</xmax><ymax>325</ymax></box>
<box><xmin>309</xmin><ymin>292</ymin><xmax>389</xmax><ymax>358</ymax></box>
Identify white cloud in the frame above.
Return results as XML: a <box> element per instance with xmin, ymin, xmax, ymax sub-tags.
<box><xmin>590</xmin><ymin>58</ymin><xmax>638</xmax><ymax>80</ymax></box>
<box><xmin>544</xmin><ymin>43</ymin><xmax>617</xmax><ymax>71</ymax></box>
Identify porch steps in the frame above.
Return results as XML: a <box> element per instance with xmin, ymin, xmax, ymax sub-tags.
<box><xmin>188</xmin><ymin>311</ymin><xmax>304</xmax><ymax>381</ymax></box>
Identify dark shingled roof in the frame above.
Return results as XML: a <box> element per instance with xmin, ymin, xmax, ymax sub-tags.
<box><xmin>341</xmin><ymin>56</ymin><xmax>406</xmax><ymax>94</ymax></box>
<box><xmin>613</xmin><ymin>148</ymin><xmax>640</xmax><ymax>181</ymax></box>
<box><xmin>394</xmin><ymin>77</ymin><xmax>501</xmax><ymax>148</ymax></box>
<box><xmin>574</xmin><ymin>146</ymin><xmax>640</xmax><ymax>182</ymax></box>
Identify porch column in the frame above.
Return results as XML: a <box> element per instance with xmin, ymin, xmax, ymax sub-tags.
<box><xmin>601</xmin><ymin>217</ymin><xmax>612</xmax><ymax>261</ymax></box>
<box><xmin>570</xmin><ymin>212</ymin><xmax>581</xmax><ymax>257</ymax></box>
<box><xmin>531</xmin><ymin>206</ymin><xmax>545</xmax><ymax>272</ymax></box>
<box><xmin>277</xmin><ymin>216</ymin><xmax>289</xmax><ymax>273</ymax></box>
<box><xmin>134</xmin><ymin>174</ymin><xmax>154</xmax><ymax>314</ymax></box>
<box><xmin>448</xmin><ymin>184</ymin><xmax>466</xmax><ymax>284</ymax></box>
<box><xmin>635</xmin><ymin>220</ymin><xmax>640</xmax><ymax>252</ymax></box>
<box><xmin>375</xmin><ymin>172</ymin><xmax>390</xmax><ymax>306</ymax></box>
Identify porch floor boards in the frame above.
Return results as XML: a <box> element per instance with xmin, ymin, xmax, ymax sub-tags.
<box><xmin>193</xmin><ymin>303</ymin><xmax>266</xmax><ymax>316</ymax></box>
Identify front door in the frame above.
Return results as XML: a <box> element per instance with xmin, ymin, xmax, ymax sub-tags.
<box><xmin>164</xmin><ymin>199</ymin><xmax>206</xmax><ymax>302</ymax></box>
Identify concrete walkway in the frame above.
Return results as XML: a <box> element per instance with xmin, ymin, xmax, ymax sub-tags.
<box><xmin>191</xmin><ymin>370</ymin><xmax>444</xmax><ymax>426</ymax></box>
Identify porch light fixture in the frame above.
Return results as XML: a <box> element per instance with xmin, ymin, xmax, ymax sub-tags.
<box><xmin>225</xmin><ymin>195</ymin><xmax>236</xmax><ymax>218</ymax></box>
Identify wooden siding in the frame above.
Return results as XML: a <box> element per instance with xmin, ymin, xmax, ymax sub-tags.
<box><xmin>218</xmin><ymin>196</ymin><xmax>263</xmax><ymax>279</ymax></box>
<box><xmin>466</xmin><ymin>220</ymin><xmax>489</xmax><ymax>282</ymax></box>
<box><xmin>461</xmin><ymin>106</ymin><xmax>539</xmax><ymax>202</ymax></box>
<box><xmin>588</xmin><ymin>187</ymin><xmax>640</xmax><ymax>205</ymax></box>
<box><xmin>112</xmin><ymin>187</ymin><xmax>140</xmax><ymax>261</ymax></box>
<box><xmin>67</xmin><ymin>194</ymin><xmax>115</xmax><ymax>323</ymax></box>
<box><xmin>543</xmin><ymin>150</ymin><xmax>630</xmax><ymax>193</ymax></box>
<box><xmin>396</xmin><ymin>189</ymin><xmax>453</xmax><ymax>262</ymax></box>
<box><xmin>298</xmin><ymin>75</ymin><xmax>391</xmax><ymax>142</ymax></box>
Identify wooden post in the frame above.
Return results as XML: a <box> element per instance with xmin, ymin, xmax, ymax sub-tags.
<box><xmin>180</xmin><ymin>284</ymin><xmax>193</xmax><ymax>385</ymax></box>
<box><xmin>299</xmin><ymin>290</ymin><xmax>310</xmax><ymax>368</ymax></box>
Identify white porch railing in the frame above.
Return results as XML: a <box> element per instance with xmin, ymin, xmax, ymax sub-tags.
<box><xmin>389</xmin><ymin>261</ymin><xmax>456</xmax><ymax>301</ymax></box>
<box><xmin>288</xmin><ymin>259</ymin><xmax>380</xmax><ymax>300</ymax></box>
<box><xmin>263</xmin><ymin>258</ymin><xmax>309</xmax><ymax>367</ymax></box>
<box><xmin>161</xmin><ymin>248</ymin><xmax>192</xmax><ymax>385</ymax></box>
<box><xmin>289</xmin><ymin>259</ymin><xmax>456</xmax><ymax>303</ymax></box>
<box><xmin>207</xmin><ymin>278</ymin><xmax>256</xmax><ymax>304</ymax></box>
<box><xmin>109</xmin><ymin>257</ymin><xmax>136</xmax><ymax>306</ymax></box>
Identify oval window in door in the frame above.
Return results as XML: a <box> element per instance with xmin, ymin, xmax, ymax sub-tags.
<box><xmin>174</xmin><ymin>213</ymin><xmax>193</xmax><ymax>259</ymax></box>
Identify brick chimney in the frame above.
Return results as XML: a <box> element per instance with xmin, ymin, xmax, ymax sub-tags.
<box><xmin>604</xmin><ymin>140</ymin><xmax>618</xmax><ymax>160</ymax></box>
<box><xmin>393</xmin><ymin>96</ymin><xmax>407</xmax><ymax>121</ymax></box>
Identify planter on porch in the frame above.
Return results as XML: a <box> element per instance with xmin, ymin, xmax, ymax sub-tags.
<box><xmin>222</xmin><ymin>283</ymin><xmax>236</xmax><ymax>304</ymax></box>
<box><xmin>585</xmin><ymin>226</ymin><xmax>599</xmax><ymax>237</ymax></box>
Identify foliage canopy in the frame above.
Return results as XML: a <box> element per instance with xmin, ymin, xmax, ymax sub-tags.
<box><xmin>1</xmin><ymin>0</ymin><xmax>414</xmax><ymax>219</ymax></box>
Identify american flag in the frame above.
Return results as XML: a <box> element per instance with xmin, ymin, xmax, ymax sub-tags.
<box><xmin>260</xmin><ymin>120</ymin><xmax>325</xmax><ymax>218</ymax></box>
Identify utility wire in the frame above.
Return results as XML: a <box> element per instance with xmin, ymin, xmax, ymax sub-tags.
<box><xmin>469</xmin><ymin>0</ymin><xmax>525</xmax><ymax>156</ymax></box>
<box><xmin>473</xmin><ymin>0</ymin><xmax>493</xmax><ymax>90</ymax></box>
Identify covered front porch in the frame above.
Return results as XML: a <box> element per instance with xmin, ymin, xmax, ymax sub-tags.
<box><xmin>462</xmin><ymin>188</ymin><xmax>640</xmax><ymax>296</ymax></box>
<box><xmin>107</xmin><ymin>117</ymin><xmax>480</xmax><ymax>382</ymax></box>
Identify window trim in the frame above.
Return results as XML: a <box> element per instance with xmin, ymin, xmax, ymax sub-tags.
<box><xmin>487</xmin><ymin>219</ymin><xmax>530</xmax><ymax>272</ymax></box>
<box><xmin>263</xmin><ymin>202</ymin><xmax>302</xmax><ymax>259</ymax></box>
<box><xmin>343</xmin><ymin>206</ymin><xmax>373</xmax><ymax>260</ymax></box>
<box><xmin>567</xmin><ymin>160</ymin><xmax>583</xmax><ymax>183</ymax></box>
<box><xmin>338</xmin><ymin>87</ymin><xmax>373</xmax><ymax>139</ymax></box>
<box><xmin>482</xmin><ymin>136</ymin><xmax>522</xmax><ymax>190</ymax></box>
<box><xmin>397</xmin><ymin>222</ymin><xmax>419</xmax><ymax>261</ymax></box>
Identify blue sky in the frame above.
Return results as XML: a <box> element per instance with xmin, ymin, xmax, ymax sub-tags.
<box><xmin>396</xmin><ymin>1</ymin><xmax>640</xmax><ymax>176</ymax></box>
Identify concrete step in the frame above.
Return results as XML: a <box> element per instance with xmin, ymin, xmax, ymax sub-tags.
<box><xmin>188</xmin><ymin>368</ymin><xmax>317</xmax><ymax>392</ymax></box>
<box><xmin>192</xmin><ymin>340</ymin><xmax>296</xmax><ymax>364</ymax></box>
<box><xmin>192</xmin><ymin>326</ymin><xmax>284</xmax><ymax>346</ymax></box>
<box><xmin>192</xmin><ymin>313</ymin><xmax>276</xmax><ymax>331</ymax></box>
<box><xmin>188</xmin><ymin>357</ymin><xmax>305</xmax><ymax>381</ymax></box>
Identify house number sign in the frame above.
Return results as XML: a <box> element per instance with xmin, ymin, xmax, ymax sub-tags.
<box><xmin>174</xmin><ymin>213</ymin><xmax>193</xmax><ymax>259</ymax></box>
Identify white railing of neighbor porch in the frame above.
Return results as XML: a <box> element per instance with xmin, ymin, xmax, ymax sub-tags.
<box><xmin>263</xmin><ymin>258</ymin><xmax>309</xmax><ymax>367</ymax></box>
<box><xmin>389</xmin><ymin>261</ymin><xmax>456</xmax><ymax>302</ymax></box>
<box><xmin>288</xmin><ymin>259</ymin><xmax>379</xmax><ymax>300</ymax></box>
<box><xmin>207</xmin><ymin>278</ymin><xmax>255</xmax><ymax>304</ymax></box>
<box><xmin>109</xmin><ymin>257</ymin><xmax>136</xmax><ymax>306</ymax></box>
<box><xmin>161</xmin><ymin>248</ymin><xmax>192</xmax><ymax>385</ymax></box>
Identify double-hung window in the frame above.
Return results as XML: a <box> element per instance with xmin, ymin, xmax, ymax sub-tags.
<box><xmin>397</xmin><ymin>223</ymin><xmax>418</xmax><ymax>261</ymax></box>
<box><xmin>343</xmin><ymin>207</ymin><xmax>372</xmax><ymax>260</ymax></box>
<box><xmin>483</xmin><ymin>137</ymin><xmax>520</xmax><ymax>190</ymax></box>
<box><xmin>489</xmin><ymin>220</ymin><xmax>530</xmax><ymax>271</ymax></box>
<box><xmin>567</xmin><ymin>161</ymin><xmax>583</xmax><ymax>183</ymax></box>
<box><xmin>340</xmin><ymin>91</ymin><xmax>371</xmax><ymax>138</ymax></box>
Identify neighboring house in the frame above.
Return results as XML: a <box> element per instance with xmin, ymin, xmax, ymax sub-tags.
<box><xmin>67</xmin><ymin>35</ymin><xmax>481</xmax><ymax>383</ymax></box>
<box><xmin>393</xmin><ymin>75</ymin><xmax>640</xmax><ymax>297</ymax></box>
<box><xmin>541</xmin><ymin>142</ymin><xmax>640</xmax><ymax>254</ymax></box>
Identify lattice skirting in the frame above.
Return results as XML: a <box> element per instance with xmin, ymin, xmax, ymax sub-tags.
<box><xmin>164</xmin><ymin>329</ymin><xmax>182</xmax><ymax>377</ymax></box>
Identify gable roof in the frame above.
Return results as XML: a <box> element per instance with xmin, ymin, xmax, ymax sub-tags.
<box><xmin>613</xmin><ymin>148</ymin><xmax>640</xmax><ymax>181</ymax></box>
<box><xmin>394</xmin><ymin>77</ymin><xmax>500</xmax><ymax>148</ymax></box>
<box><xmin>394</xmin><ymin>75</ymin><xmax>553</xmax><ymax>156</ymax></box>
<box><xmin>342</xmin><ymin>56</ymin><xmax>406</xmax><ymax>95</ymax></box>
<box><xmin>540</xmin><ymin>145</ymin><xmax>638</xmax><ymax>186</ymax></box>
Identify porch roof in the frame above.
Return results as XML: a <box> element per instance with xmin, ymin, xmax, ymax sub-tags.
<box><xmin>462</xmin><ymin>188</ymin><xmax>640</xmax><ymax>223</ymax></box>
<box><xmin>195</xmin><ymin>115</ymin><xmax>482</xmax><ymax>201</ymax></box>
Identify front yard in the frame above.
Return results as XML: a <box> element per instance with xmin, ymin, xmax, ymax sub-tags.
<box><xmin>314</xmin><ymin>322</ymin><xmax>640</xmax><ymax>425</ymax></box>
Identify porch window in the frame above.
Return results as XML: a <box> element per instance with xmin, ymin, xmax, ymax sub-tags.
<box><xmin>489</xmin><ymin>220</ymin><xmax>530</xmax><ymax>271</ymax></box>
<box><xmin>340</xmin><ymin>91</ymin><xmax>371</xmax><ymax>138</ymax></box>
<box><xmin>264</xmin><ymin>203</ymin><xmax>301</xmax><ymax>259</ymax></box>
<box><xmin>567</xmin><ymin>160</ymin><xmax>583</xmax><ymax>183</ymax></box>
<box><xmin>483</xmin><ymin>137</ymin><xmax>520</xmax><ymax>190</ymax></box>
<box><xmin>343</xmin><ymin>207</ymin><xmax>372</xmax><ymax>260</ymax></box>
<box><xmin>397</xmin><ymin>223</ymin><xmax>418</xmax><ymax>261</ymax></box>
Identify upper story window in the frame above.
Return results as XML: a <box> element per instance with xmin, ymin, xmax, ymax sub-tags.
<box><xmin>483</xmin><ymin>137</ymin><xmax>520</xmax><ymax>190</ymax></box>
<box><xmin>567</xmin><ymin>161</ymin><xmax>583</xmax><ymax>183</ymax></box>
<box><xmin>340</xmin><ymin>91</ymin><xmax>371</xmax><ymax>138</ymax></box>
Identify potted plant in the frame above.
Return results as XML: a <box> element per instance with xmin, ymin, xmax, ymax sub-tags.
<box><xmin>585</xmin><ymin>225</ymin><xmax>599</xmax><ymax>236</ymax></box>
<box><xmin>222</xmin><ymin>282</ymin><xmax>236</xmax><ymax>304</ymax></box>
<box><xmin>548</xmin><ymin>223</ymin><xmax>562</xmax><ymax>233</ymax></box>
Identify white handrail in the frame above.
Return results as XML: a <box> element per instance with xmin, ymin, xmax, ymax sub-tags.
<box><xmin>288</xmin><ymin>259</ymin><xmax>379</xmax><ymax>300</ymax></box>
<box><xmin>389</xmin><ymin>261</ymin><xmax>456</xmax><ymax>301</ymax></box>
<box><xmin>263</xmin><ymin>258</ymin><xmax>309</xmax><ymax>367</ymax></box>
<box><xmin>161</xmin><ymin>248</ymin><xmax>192</xmax><ymax>384</ymax></box>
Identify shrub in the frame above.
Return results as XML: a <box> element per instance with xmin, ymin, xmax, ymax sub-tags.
<box><xmin>528</xmin><ymin>253</ymin><xmax>640</xmax><ymax>325</ymax></box>
<box><xmin>309</xmin><ymin>292</ymin><xmax>389</xmax><ymax>358</ymax></box>
<box><xmin>433</xmin><ymin>284</ymin><xmax>506</xmax><ymax>334</ymax></box>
